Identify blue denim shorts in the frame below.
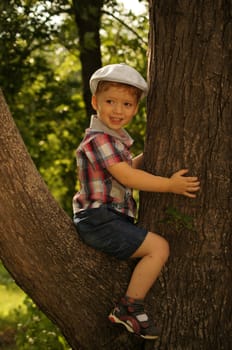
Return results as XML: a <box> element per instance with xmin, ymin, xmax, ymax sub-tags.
<box><xmin>73</xmin><ymin>205</ymin><xmax>148</xmax><ymax>260</ymax></box>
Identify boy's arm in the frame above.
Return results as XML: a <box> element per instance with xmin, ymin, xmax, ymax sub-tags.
<box><xmin>108</xmin><ymin>162</ymin><xmax>200</xmax><ymax>198</ymax></box>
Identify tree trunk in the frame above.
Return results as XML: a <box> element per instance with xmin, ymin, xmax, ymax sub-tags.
<box><xmin>72</xmin><ymin>0</ymin><xmax>103</xmax><ymax>117</ymax></box>
<box><xmin>0</xmin><ymin>89</ymin><xmax>146</xmax><ymax>350</ymax></box>
<box><xmin>139</xmin><ymin>1</ymin><xmax>231</xmax><ymax>349</ymax></box>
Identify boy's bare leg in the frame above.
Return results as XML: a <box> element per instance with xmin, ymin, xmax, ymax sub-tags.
<box><xmin>126</xmin><ymin>232</ymin><xmax>169</xmax><ymax>300</ymax></box>
<box><xmin>108</xmin><ymin>232</ymin><xmax>166</xmax><ymax>338</ymax></box>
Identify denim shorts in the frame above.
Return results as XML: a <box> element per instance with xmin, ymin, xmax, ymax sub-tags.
<box><xmin>73</xmin><ymin>205</ymin><xmax>148</xmax><ymax>260</ymax></box>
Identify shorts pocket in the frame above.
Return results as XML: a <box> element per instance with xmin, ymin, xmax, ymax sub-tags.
<box><xmin>74</xmin><ymin>206</ymin><xmax>116</xmax><ymax>233</ymax></box>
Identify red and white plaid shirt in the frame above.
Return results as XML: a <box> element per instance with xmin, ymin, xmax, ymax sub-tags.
<box><xmin>73</xmin><ymin>115</ymin><xmax>137</xmax><ymax>217</ymax></box>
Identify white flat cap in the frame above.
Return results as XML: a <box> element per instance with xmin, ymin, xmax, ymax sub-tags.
<box><xmin>89</xmin><ymin>63</ymin><xmax>148</xmax><ymax>98</ymax></box>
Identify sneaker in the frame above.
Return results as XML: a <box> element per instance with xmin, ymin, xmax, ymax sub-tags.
<box><xmin>108</xmin><ymin>296</ymin><xmax>160</xmax><ymax>340</ymax></box>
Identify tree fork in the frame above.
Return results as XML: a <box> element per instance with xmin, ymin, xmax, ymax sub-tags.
<box><xmin>0</xmin><ymin>90</ymin><xmax>145</xmax><ymax>349</ymax></box>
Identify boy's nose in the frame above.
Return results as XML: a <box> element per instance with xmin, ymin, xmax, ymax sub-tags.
<box><xmin>113</xmin><ymin>103</ymin><xmax>123</xmax><ymax>114</ymax></box>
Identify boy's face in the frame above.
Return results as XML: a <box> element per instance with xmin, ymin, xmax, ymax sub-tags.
<box><xmin>91</xmin><ymin>85</ymin><xmax>139</xmax><ymax>132</ymax></box>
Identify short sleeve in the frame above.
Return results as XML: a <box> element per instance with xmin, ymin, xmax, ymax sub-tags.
<box><xmin>82</xmin><ymin>133</ymin><xmax>129</xmax><ymax>170</ymax></box>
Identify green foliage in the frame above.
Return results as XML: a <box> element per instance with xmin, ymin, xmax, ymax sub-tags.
<box><xmin>161</xmin><ymin>206</ymin><xmax>195</xmax><ymax>232</ymax></box>
<box><xmin>15</xmin><ymin>297</ymin><xmax>71</xmax><ymax>350</ymax></box>
<box><xmin>0</xmin><ymin>263</ymin><xmax>70</xmax><ymax>350</ymax></box>
<box><xmin>102</xmin><ymin>2</ymin><xmax>148</xmax><ymax>67</ymax></box>
<box><xmin>0</xmin><ymin>297</ymin><xmax>71</xmax><ymax>350</ymax></box>
<box><xmin>0</xmin><ymin>0</ymin><xmax>70</xmax><ymax>100</ymax></box>
<box><xmin>0</xmin><ymin>285</ymin><xmax>25</xmax><ymax>318</ymax></box>
<box><xmin>0</xmin><ymin>0</ymin><xmax>148</xmax><ymax>215</ymax></box>
<box><xmin>0</xmin><ymin>313</ymin><xmax>17</xmax><ymax>350</ymax></box>
<box><xmin>0</xmin><ymin>264</ymin><xmax>14</xmax><ymax>287</ymax></box>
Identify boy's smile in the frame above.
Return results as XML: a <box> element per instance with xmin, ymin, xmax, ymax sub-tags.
<box><xmin>91</xmin><ymin>86</ymin><xmax>139</xmax><ymax>131</ymax></box>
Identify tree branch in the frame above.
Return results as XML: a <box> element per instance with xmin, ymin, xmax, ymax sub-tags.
<box><xmin>102</xmin><ymin>10</ymin><xmax>147</xmax><ymax>46</ymax></box>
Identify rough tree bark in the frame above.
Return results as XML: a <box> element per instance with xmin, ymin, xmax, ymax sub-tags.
<box><xmin>0</xmin><ymin>89</ymin><xmax>147</xmax><ymax>350</ymax></box>
<box><xmin>139</xmin><ymin>1</ymin><xmax>231</xmax><ymax>349</ymax></box>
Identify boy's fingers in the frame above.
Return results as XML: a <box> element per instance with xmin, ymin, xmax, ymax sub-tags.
<box><xmin>187</xmin><ymin>177</ymin><xmax>199</xmax><ymax>182</ymax></box>
<box><xmin>188</xmin><ymin>182</ymin><xmax>200</xmax><ymax>188</ymax></box>
<box><xmin>178</xmin><ymin>169</ymin><xmax>189</xmax><ymax>176</ymax></box>
<box><xmin>184</xmin><ymin>192</ymin><xmax>197</xmax><ymax>198</ymax></box>
<box><xmin>188</xmin><ymin>186</ymin><xmax>200</xmax><ymax>192</ymax></box>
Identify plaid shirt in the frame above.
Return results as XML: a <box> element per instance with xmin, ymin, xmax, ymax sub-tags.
<box><xmin>73</xmin><ymin>115</ymin><xmax>137</xmax><ymax>217</ymax></box>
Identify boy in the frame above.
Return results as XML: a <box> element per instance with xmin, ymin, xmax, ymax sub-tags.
<box><xmin>73</xmin><ymin>63</ymin><xmax>200</xmax><ymax>339</ymax></box>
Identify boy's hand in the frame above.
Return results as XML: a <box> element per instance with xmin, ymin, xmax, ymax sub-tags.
<box><xmin>169</xmin><ymin>169</ymin><xmax>200</xmax><ymax>198</ymax></box>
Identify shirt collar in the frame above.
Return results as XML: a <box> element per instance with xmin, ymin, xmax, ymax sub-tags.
<box><xmin>87</xmin><ymin>115</ymin><xmax>134</xmax><ymax>147</ymax></box>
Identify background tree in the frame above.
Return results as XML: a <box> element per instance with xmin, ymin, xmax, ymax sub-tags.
<box><xmin>0</xmin><ymin>0</ymin><xmax>148</xmax><ymax>216</ymax></box>
<box><xmin>139</xmin><ymin>0</ymin><xmax>231</xmax><ymax>349</ymax></box>
<box><xmin>72</xmin><ymin>0</ymin><xmax>103</xmax><ymax>116</ymax></box>
<box><xmin>0</xmin><ymin>0</ymin><xmax>84</xmax><ymax>215</ymax></box>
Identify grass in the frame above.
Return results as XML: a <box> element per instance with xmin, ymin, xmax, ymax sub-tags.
<box><xmin>0</xmin><ymin>263</ymin><xmax>26</xmax><ymax>316</ymax></box>
<box><xmin>0</xmin><ymin>285</ymin><xmax>25</xmax><ymax>317</ymax></box>
<box><xmin>0</xmin><ymin>264</ymin><xmax>26</xmax><ymax>349</ymax></box>
<box><xmin>0</xmin><ymin>264</ymin><xmax>71</xmax><ymax>350</ymax></box>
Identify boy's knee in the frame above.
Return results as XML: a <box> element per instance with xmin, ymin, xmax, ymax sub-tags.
<box><xmin>150</xmin><ymin>233</ymin><xmax>170</xmax><ymax>263</ymax></box>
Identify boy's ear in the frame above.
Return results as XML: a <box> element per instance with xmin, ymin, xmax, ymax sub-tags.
<box><xmin>91</xmin><ymin>95</ymin><xmax>97</xmax><ymax>111</ymax></box>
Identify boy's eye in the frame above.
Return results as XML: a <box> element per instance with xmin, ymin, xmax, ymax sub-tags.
<box><xmin>106</xmin><ymin>99</ymin><xmax>114</xmax><ymax>104</ymax></box>
<box><xmin>105</xmin><ymin>100</ymin><xmax>134</xmax><ymax>107</ymax></box>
